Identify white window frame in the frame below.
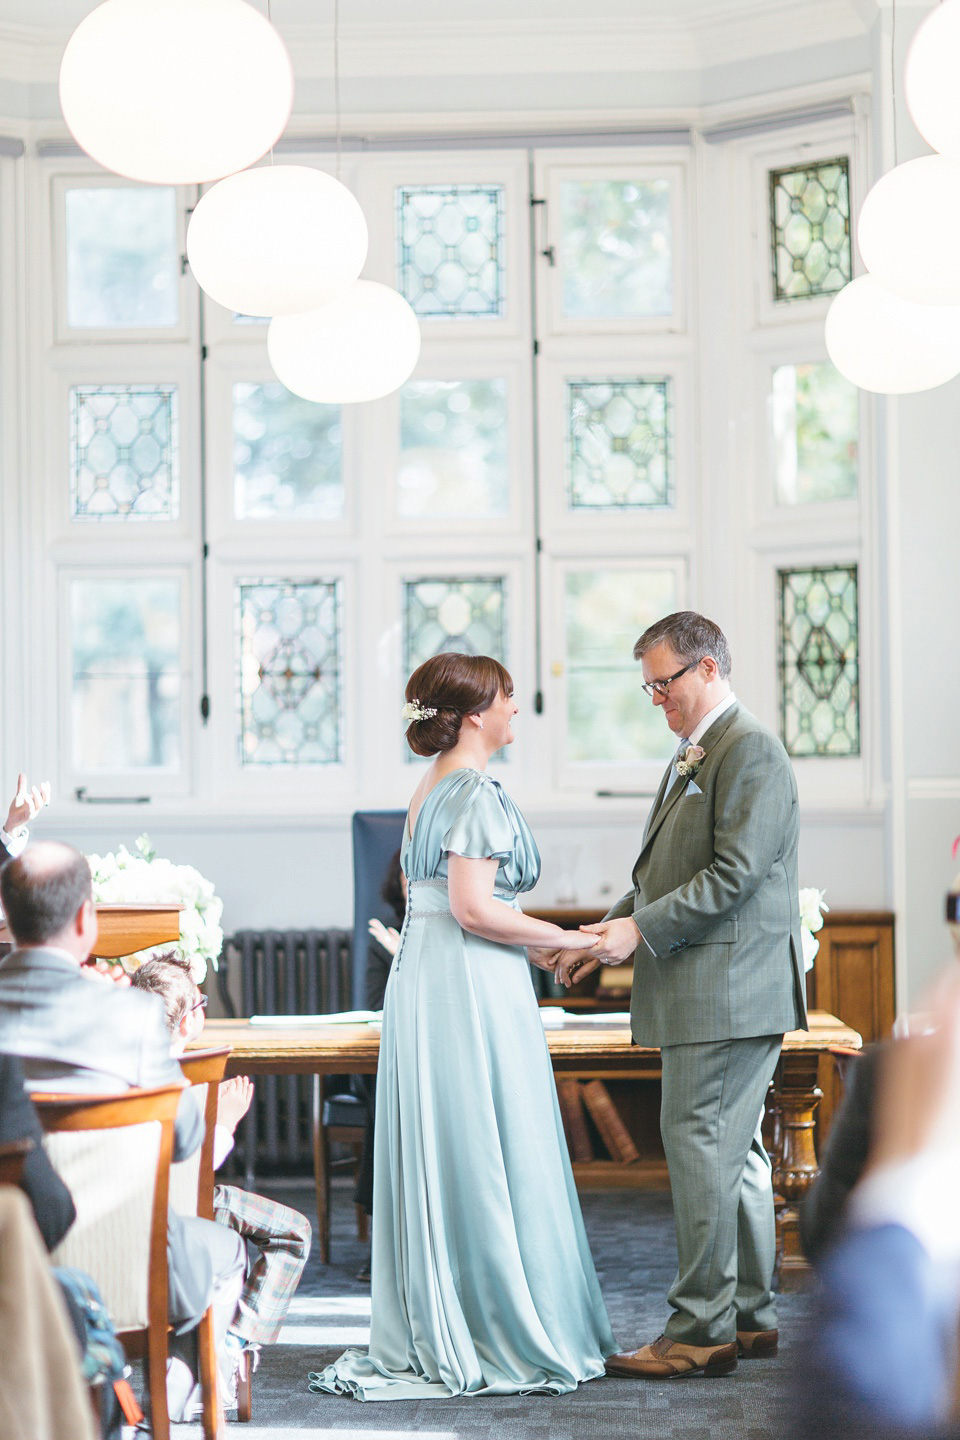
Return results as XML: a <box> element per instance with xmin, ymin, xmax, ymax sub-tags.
<box><xmin>546</xmin><ymin>553</ymin><xmax>689</xmax><ymax>796</ymax></box>
<box><xmin>57</xmin><ymin>562</ymin><xmax>195</xmax><ymax>801</ymax></box>
<box><xmin>49</xmin><ymin>169</ymin><xmax>192</xmax><ymax>347</ymax></box>
<box><xmin>358</xmin><ymin>150</ymin><xmax>531</xmax><ymax>342</ymax></box>
<box><xmin>534</xmin><ymin>148</ymin><xmax>691</xmax><ymax>339</ymax></box>
<box><xmin>207</xmin><ymin>558</ymin><xmax>357</xmax><ymax>803</ymax></box>
<box><xmin>537</xmin><ymin>347</ymin><xmax>696</xmax><ymax>544</ymax></box>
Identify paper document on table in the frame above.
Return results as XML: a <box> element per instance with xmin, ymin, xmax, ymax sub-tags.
<box><xmin>249</xmin><ymin>1010</ymin><xmax>380</xmax><ymax>1026</ymax></box>
<box><xmin>539</xmin><ymin>1009</ymin><xmax>631</xmax><ymax>1027</ymax></box>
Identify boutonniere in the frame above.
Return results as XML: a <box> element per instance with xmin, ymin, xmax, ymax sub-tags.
<box><xmin>675</xmin><ymin>744</ymin><xmax>706</xmax><ymax>779</ymax></box>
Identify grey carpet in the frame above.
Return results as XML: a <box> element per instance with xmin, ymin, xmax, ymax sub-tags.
<box><xmin>165</xmin><ymin>1179</ymin><xmax>810</xmax><ymax>1438</ymax></box>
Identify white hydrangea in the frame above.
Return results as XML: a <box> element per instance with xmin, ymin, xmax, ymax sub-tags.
<box><xmin>87</xmin><ymin>835</ymin><xmax>223</xmax><ymax>984</ymax></box>
<box><xmin>798</xmin><ymin>887</ymin><xmax>828</xmax><ymax>973</ymax></box>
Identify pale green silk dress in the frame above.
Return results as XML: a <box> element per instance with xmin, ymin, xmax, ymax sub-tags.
<box><xmin>309</xmin><ymin>768</ymin><xmax>615</xmax><ymax>1400</ymax></box>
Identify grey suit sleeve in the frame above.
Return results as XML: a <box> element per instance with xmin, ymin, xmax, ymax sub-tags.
<box><xmin>603</xmin><ymin>891</ymin><xmax>637</xmax><ymax>923</ymax></box>
<box><xmin>633</xmin><ymin>731</ymin><xmax>795</xmax><ymax>958</ymax></box>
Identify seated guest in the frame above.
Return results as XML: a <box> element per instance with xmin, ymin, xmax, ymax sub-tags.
<box><xmin>0</xmin><ymin>773</ymin><xmax>51</xmax><ymax>865</ymax></box>
<box><xmin>0</xmin><ymin>1050</ymin><xmax>75</xmax><ymax>1251</ymax></box>
<box><xmin>793</xmin><ymin>972</ymin><xmax>960</xmax><ymax>1440</ymax></box>
<box><xmin>0</xmin><ymin>842</ymin><xmax>245</xmax><ymax>1422</ymax></box>
<box><xmin>132</xmin><ymin>953</ymin><xmax>312</xmax><ymax>1378</ymax></box>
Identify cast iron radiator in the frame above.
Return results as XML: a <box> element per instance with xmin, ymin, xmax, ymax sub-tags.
<box><xmin>217</xmin><ymin>928</ymin><xmax>353</xmax><ymax>1183</ymax></box>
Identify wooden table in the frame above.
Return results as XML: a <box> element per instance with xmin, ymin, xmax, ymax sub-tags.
<box><xmin>0</xmin><ymin>903</ymin><xmax>183</xmax><ymax>958</ymax></box>
<box><xmin>199</xmin><ymin>1009</ymin><xmax>859</xmax><ymax>1281</ymax></box>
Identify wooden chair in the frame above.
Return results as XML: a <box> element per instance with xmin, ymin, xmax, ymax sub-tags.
<box><xmin>311</xmin><ymin>1078</ymin><xmax>368</xmax><ymax>1266</ymax></box>
<box><xmin>0</xmin><ymin>1135</ymin><xmax>33</xmax><ymax>1186</ymax></box>
<box><xmin>33</xmin><ymin>1083</ymin><xmax>221</xmax><ymax>1440</ymax></box>
<box><xmin>174</xmin><ymin>1047</ymin><xmax>254</xmax><ymax>1423</ymax></box>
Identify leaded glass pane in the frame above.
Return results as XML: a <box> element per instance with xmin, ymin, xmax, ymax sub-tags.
<box><xmin>778</xmin><ymin>565</ymin><xmax>859</xmax><ymax>757</ymax></box>
<box><xmin>70</xmin><ymin>385</ymin><xmax>179</xmax><ymax>521</ymax></box>
<box><xmin>404</xmin><ymin>577</ymin><xmax>506</xmax><ymax>672</ymax></box>
<box><xmin>237</xmin><ymin>580</ymin><xmax>342</xmax><ymax>766</ymax></box>
<box><xmin>398</xmin><ymin>379</ymin><xmax>508</xmax><ymax>519</ymax></box>
<box><xmin>567</xmin><ymin>379</ymin><xmax>671</xmax><ymax>510</ymax></box>
<box><xmin>565</xmin><ymin>569</ymin><xmax>678</xmax><ymax>763</ymax></box>
<box><xmin>70</xmin><ymin>578</ymin><xmax>181</xmax><ymax>771</ymax></box>
<box><xmin>771</xmin><ymin>362</ymin><xmax>858</xmax><ymax>506</ymax></box>
<box><xmin>233</xmin><ymin>383</ymin><xmax>343</xmax><ymax>521</ymax></box>
<box><xmin>559</xmin><ymin>179</ymin><xmax>672</xmax><ymax>318</ymax></box>
<box><xmin>65</xmin><ymin>187</ymin><xmax>179</xmax><ymax>329</ymax></box>
<box><xmin>397</xmin><ymin>184</ymin><xmax>504</xmax><ymax>319</ymax></box>
<box><xmin>769</xmin><ymin>158</ymin><xmax>851</xmax><ymax>302</ymax></box>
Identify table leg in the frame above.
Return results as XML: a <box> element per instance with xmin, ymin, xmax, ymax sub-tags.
<box><xmin>771</xmin><ymin>1050</ymin><xmax>822</xmax><ymax>1288</ymax></box>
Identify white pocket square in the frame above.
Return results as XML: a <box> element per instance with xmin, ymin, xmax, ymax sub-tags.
<box><xmin>685</xmin><ymin>780</ymin><xmax>702</xmax><ymax>796</ymax></box>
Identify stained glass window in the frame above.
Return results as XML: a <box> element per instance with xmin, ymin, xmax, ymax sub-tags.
<box><xmin>778</xmin><ymin>565</ymin><xmax>859</xmax><ymax>757</ymax></box>
<box><xmin>233</xmin><ymin>383</ymin><xmax>343</xmax><ymax>521</ymax></box>
<box><xmin>771</xmin><ymin>362</ymin><xmax>858</xmax><ymax>505</ymax></box>
<box><xmin>64</xmin><ymin>186</ymin><xmax>179</xmax><ymax>329</ymax></box>
<box><xmin>559</xmin><ymin>178</ymin><xmax>673</xmax><ymax>318</ymax></box>
<box><xmin>397</xmin><ymin>184</ymin><xmax>504</xmax><ymax>319</ymax></box>
<box><xmin>769</xmin><ymin>158</ymin><xmax>851</xmax><ymax>302</ymax></box>
<box><xmin>404</xmin><ymin>577</ymin><xmax>506</xmax><ymax>673</ymax></box>
<box><xmin>564</xmin><ymin>569</ymin><xmax>677</xmax><ymax>763</ymax></box>
<box><xmin>398</xmin><ymin>379</ymin><xmax>508</xmax><ymax>518</ymax></box>
<box><xmin>237</xmin><ymin>580</ymin><xmax>342</xmax><ymax>766</ymax></box>
<box><xmin>70</xmin><ymin>385</ymin><xmax>179</xmax><ymax>521</ymax></box>
<box><xmin>70</xmin><ymin>578</ymin><xmax>181</xmax><ymax>771</ymax></box>
<box><xmin>567</xmin><ymin>379</ymin><xmax>671</xmax><ymax>510</ymax></box>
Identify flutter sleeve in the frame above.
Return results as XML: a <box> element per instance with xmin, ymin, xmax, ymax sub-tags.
<box><xmin>441</xmin><ymin>777</ymin><xmax>516</xmax><ymax>862</ymax></box>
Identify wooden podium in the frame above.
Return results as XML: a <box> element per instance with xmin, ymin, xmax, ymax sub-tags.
<box><xmin>0</xmin><ymin>903</ymin><xmax>183</xmax><ymax>958</ymax></box>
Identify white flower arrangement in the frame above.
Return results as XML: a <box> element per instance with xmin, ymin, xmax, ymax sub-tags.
<box><xmin>86</xmin><ymin>834</ymin><xmax>224</xmax><ymax>984</ymax></box>
<box><xmin>799</xmin><ymin>887</ymin><xmax>829</xmax><ymax>973</ymax></box>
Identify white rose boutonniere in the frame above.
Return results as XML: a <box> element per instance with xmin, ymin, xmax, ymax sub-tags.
<box><xmin>798</xmin><ymin>887</ymin><xmax>829</xmax><ymax>973</ymax></box>
<box><xmin>675</xmin><ymin>744</ymin><xmax>706</xmax><ymax>779</ymax></box>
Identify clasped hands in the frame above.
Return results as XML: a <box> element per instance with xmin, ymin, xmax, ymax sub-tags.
<box><xmin>529</xmin><ymin>917</ymin><xmax>640</xmax><ymax>989</ymax></box>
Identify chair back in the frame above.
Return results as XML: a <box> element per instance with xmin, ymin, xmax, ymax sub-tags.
<box><xmin>351</xmin><ymin>809</ymin><xmax>406</xmax><ymax>1011</ymax></box>
<box><xmin>170</xmin><ymin>1048</ymin><xmax>230</xmax><ymax>1220</ymax></box>
<box><xmin>0</xmin><ymin>1136</ymin><xmax>33</xmax><ymax>1186</ymax></box>
<box><xmin>34</xmin><ymin>1084</ymin><xmax>182</xmax><ymax>1336</ymax></box>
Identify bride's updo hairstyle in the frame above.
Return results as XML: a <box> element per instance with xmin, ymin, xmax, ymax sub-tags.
<box><xmin>404</xmin><ymin>652</ymin><xmax>513</xmax><ymax>758</ymax></box>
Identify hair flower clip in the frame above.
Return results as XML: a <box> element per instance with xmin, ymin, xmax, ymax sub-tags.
<box><xmin>402</xmin><ymin>699</ymin><xmax>438</xmax><ymax>723</ymax></box>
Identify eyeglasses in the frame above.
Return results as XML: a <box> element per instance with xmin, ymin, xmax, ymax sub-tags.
<box><xmin>190</xmin><ymin>994</ymin><xmax>209</xmax><ymax>1014</ymax></box>
<box><xmin>641</xmin><ymin>661</ymin><xmax>698</xmax><ymax>699</ymax></box>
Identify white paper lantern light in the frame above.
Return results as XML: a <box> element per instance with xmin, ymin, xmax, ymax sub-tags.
<box><xmin>268</xmin><ymin>282</ymin><xmax>422</xmax><ymax>404</ymax></box>
<box><xmin>825</xmin><ymin>275</ymin><xmax>960</xmax><ymax>394</ymax></box>
<box><xmin>906</xmin><ymin>0</ymin><xmax>960</xmax><ymax>158</ymax></box>
<box><xmin>187</xmin><ymin>167</ymin><xmax>368</xmax><ymax>317</ymax></box>
<box><xmin>59</xmin><ymin>0</ymin><xmax>294</xmax><ymax>185</ymax></box>
<box><xmin>857</xmin><ymin>156</ymin><xmax>960</xmax><ymax>306</ymax></box>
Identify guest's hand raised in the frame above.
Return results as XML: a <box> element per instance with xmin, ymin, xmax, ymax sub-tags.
<box><xmin>81</xmin><ymin>958</ymin><xmax>131</xmax><ymax>987</ymax></box>
<box><xmin>218</xmin><ymin>1076</ymin><xmax>254</xmax><ymax>1135</ymax></box>
<box><xmin>4</xmin><ymin>773</ymin><xmax>51</xmax><ymax>835</ymax></box>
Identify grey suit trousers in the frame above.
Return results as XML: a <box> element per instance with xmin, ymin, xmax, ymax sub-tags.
<box><xmin>660</xmin><ymin>1034</ymin><xmax>782</xmax><ymax>1346</ymax></box>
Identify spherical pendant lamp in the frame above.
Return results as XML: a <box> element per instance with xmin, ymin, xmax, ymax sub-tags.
<box><xmin>267</xmin><ymin>282</ymin><xmax>422</xmax><ymax>404</ymax></box>
<box><xmin>857</xmin><ymin>156</ymin><xmax>960</xmax><ymax>306</ymax></box>
<box><xmin>825</xmin><ymin>274</ymin><xmax>960</xmax><ymax>394</ymax></box>
<box><xmin>59</xmin><ymin>0</ymin><xmax>294</xmax><ymax>185</ymax></box>
<box><xmin>186</xmin><ymin>167</ymin><xmax>368</xmax><ymax>317</ymax></box>
<box><xmin>905</xmin><ymin>0</ymin><xmax>960</xmax><ymax>158</ymax></box>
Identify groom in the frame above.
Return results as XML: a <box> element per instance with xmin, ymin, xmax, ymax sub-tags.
<box><xmin>558</xmin><ymin>611</ymin><xmax>807</xmax><ymax>1379</ymax></box>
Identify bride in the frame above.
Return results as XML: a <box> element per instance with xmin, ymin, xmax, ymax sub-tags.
<box><xmin>310</xmin><ymin>652</ymin><xmax>614</xmax><ymax>1400</ymax></box>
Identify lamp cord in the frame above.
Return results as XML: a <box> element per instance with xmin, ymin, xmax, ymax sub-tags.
<box><xmin>891</xmin><ymin>0</ymin><xmax>898</xmax><ymax>168</ymax></box>
<box><xmin>334</xmin><ymin>0</ymin><xmax>342</xmax><ymax>180</ymax></box>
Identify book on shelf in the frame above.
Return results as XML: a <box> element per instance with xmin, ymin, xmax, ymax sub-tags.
<box><xmin>557</xmin><ymin>1079</ymin><xmax>593</xmax><ymax>1162</ymax></box>
<box><xmin>581</xmin><ymin>1079</ymin><xmax>640</xmax><ymax>1164</ymax></box>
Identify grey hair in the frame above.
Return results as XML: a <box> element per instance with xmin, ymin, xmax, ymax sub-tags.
<box><xmin>633</xmin><ymin>611</ymin><xmax>732</xmax><ymax>680</ymax></box>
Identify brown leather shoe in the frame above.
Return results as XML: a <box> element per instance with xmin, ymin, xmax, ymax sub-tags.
<box><xmin>736</xmin><ymin>1328</ymin><xmax>779</xmax><ymax>1358</ymax></box>
<box><xmin>605</xmin><ymin>1334</ymin><xmax>738</xmax><ymax>1379</ymax></box>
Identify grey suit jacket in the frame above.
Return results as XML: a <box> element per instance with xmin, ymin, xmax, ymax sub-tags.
<box><xmin>607</xmin><ymin>703</ymin><xmax>807</xmax><ymax>1047</ymax></box>
<box><xmin>0</xmin><ymin>946</ymin><xmax>211</xmax><ymax>1326</ymax></box>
